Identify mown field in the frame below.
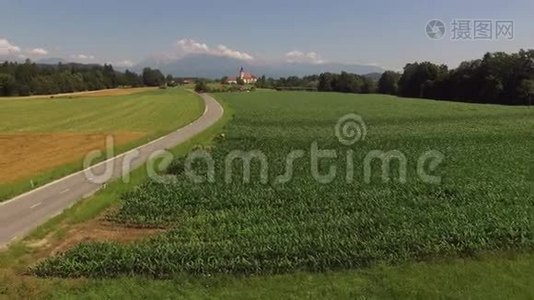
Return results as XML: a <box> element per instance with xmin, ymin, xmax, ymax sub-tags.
<box><xmin>32</xmin><ymin>90</ymin><xmax>534</xmax><ymax>281</ymax></box>
<box><xmin>0</xmin><ymin>88</ymin><xmax>204</xmax><ymax>200</ymax></box>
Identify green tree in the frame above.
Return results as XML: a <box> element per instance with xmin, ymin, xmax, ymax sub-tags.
<box><xmin>142</xmin><ymin>68</ymin><xmax>165</xmax><ymax>87</ymax></box>
<box><xmin>336</xmin><ymin>72</ymin><xmax>364</xmax><ymax>93</ymax></box>
<box><xmin>0</xmin><ymin>60</ymin><xmax>148</xmax><ymax>97</ymax></box>
<box><xmin>166</xmin><ymin>74</ymin><xmax>176</xmax><ymax>87</ymax></box>
<box><xmin>255</xmin><ymin>75</ymin><xmax>267</xmax><ymax>88</ymax></box>
<box><xmin>318</xmin><ymin>73</ymin><xmax>335</xmax><ymax>91</ymax></box>
<box><xmin>123</xmin><ymin>70</ymin><xmax>143</xmax><ymax>87</ymax></box>
<box><xmin>398</xmin><ymin>62</ymin><xmax>448</xmax><ymax>98</ymax></box>
<box><xmin>361</xmin><ymin>76</ymin><xmax>377</xmax><ymax>94</ymax></box>
<box><xmin>518</xmin><ymin>79</ymin><xmax>534</xmax><ymax>107</ymax></box>
<box><xmin>377</xmin><ymin>71</ymin><xmax>400</xmax><ymax>95</ymax></box>
<box><xmin>0</xmin><ymin>73</ymin><xmax>17</xmax><ymax>96</ymax></box>
<box><xmin>194</xmin><ymin>80</ymin><xmax>209</xmax><ymax>93</ymax></box>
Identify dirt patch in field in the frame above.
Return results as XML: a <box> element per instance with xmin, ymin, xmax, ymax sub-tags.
<box><xmin>50</xmin><ymin>223</ymin><xmax>164</xmax><ymax>256</ymax></box>
<box><xmin>26</xmin><ymin>214</ymin><xmax>166</xmax><ymax>257</ymax></box>
<box><xmin>0</xmin><ymin>132</ymin><xmax>146</xmax><ymax>183</ymax></box>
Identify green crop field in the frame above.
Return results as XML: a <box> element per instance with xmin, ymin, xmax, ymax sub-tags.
<box><xmin>0</xmin><ymin>88</ymin><xmax>204</xmax><ymax>200</ymax></box>
<box><xmin>32</xmin><ymin>90</ymin><xmax>534</xmax><ymax>282</ymax></box>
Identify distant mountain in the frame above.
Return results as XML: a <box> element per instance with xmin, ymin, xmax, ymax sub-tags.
<box><xmin>137</xmin><ymin>54</ymin><xmax>254</xmax><ymax>78</ymax></box>
<box><xmin>1</xmin><ymin>57</ymin><xmax>105</xmax><ymax>67</ymax></box>
<box><xmin>363</xmin><ymin>72</ymin><xmax>383</xmax><ymax>81</ymax></box>
<box><xmin>2</xmin><ymin>54</ymin><xmax>385</xmax><ymax>79</ymax></box>
<box><xmin>135</xmin><ymin>54</ymin><xmax>384</xmax><ymax>79</ymax></box>
<box><xmin>0</xmin><ymin>55</ymin><xmax>24</xmax><ymax>63</ymax></box>
<box><xmin>259</xmin><ymin>62</ymin><xmax>384</xmax><ymax>79</ymax></box>
<box><xmin>36</xmin><ymin>57</ymin><xmax>68</xmax><ymax>64</ymax></box>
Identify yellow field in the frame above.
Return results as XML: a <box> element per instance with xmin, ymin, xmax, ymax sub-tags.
<box><xmin>0</xmin><ymin>132</ymin><xmax>145</xmax><ymax>183</ymax></box>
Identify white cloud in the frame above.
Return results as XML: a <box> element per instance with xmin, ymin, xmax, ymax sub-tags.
<box><xmin>0</xmin><ymin>38</ymin><xmax>21</xmax><ymax>56</ymax></box>
<box><xmin>71</xmin><ymin>54</ymin><xmax>96</xmax><ymax>60</ymax></box>
<box><xmin>111</xmin><ymin>60</ymin><xmax>134</xmax><ymax>68</ymax></box>
<box><xmin>28</xmin><ymin>48</ymin><xmax>48</xmax><ymax>56</ymax></box>
<box><xmin>285</xmin><ymin>50</ymin><xmax>324</xmax><ymax>64</ymax></box>
<box><xmin>175</xmin><ymin>38</ymin><xmax>254</xmax><ymax>61</ymax></box>
<box><xmin>1</xmin><ymin>39</ymin><xmax>50</xmax><ymax>60</ymax></box>
<box><xmin>215</xmin><ymin>44</ymin><xmax>254</xmax><ymax>60</ymax></box>
<box><xmin>176</xmin><ymin>39</ymin><xmax>210</xmax><ymax>53</ymax></box>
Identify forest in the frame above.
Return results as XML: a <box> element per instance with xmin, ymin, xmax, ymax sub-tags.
<box><xmin>257</xmin><ymin>50</ymin><xmax>534</xmax><ymax>106</ymax></box>
<box><xmin>0</xmin><ymin>60</ymin><xmax>168</xmax><ymax>96</ymax></box>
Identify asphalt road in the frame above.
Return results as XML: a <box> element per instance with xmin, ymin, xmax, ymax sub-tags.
<box><xmin>0</xmin><ymin>93</ymin><xmax>223</xmax><ymax>249</ymax></box>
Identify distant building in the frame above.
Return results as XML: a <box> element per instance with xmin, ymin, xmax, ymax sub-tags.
<box><xmin>179</xmin><ymin>78</ymin><xmax>195</xmax><ymax>84</ymax></box>
<box><xmin>226</xmin><ymin>67</ymin><xmax>257</xmax><ymax>84</ymax></box>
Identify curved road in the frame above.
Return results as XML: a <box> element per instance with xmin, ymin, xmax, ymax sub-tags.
<box><xmin>0</xmin><ymin>93</ymin><xmax>223</xmax><ymax>249</ymax></box>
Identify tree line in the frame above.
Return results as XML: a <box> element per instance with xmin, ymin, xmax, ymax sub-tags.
<box><xmin>359</xmin><ymin>49</ymin><xmax>533</xmax><ymax>105</ymax></box>
<box><xmin>317</xmin><ymin>72</ymin><xmax>376</xmax><ymax>94</ymax></box>
<box><xmin>0</xmin><ymin>59</ymin><xmax>172</xmax><ymax>96</ymax></box>
<box><xmin>251</xmin><ymin>49</ymin><xmax>533</xmax><ymax>105</ymax></box>
<box><xmin>389</xmin><ymin>50</ymin><xmax>534</xmax><ymax>105</ymax></box>
<box><xmin>255</xmin><ymin>75</ymin><xmax>320</xmax><ymax>91</ymax></box>
<box><xmin>254</xmin><ymin>73</ymin><xmax>377</xmax><ymax>93</ymax></box>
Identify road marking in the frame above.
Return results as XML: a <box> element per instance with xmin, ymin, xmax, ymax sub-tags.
<box><xmin>30</xmin><ymin>202</ymin><xmax>42</xmax><ymax>209</ymax></box>
<box><xmin>59</xmin><ymin>188</ymin><xmax>70</xmax><ymax>194</ymax></box>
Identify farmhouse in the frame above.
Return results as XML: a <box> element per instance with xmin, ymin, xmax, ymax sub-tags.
<box><xmin>226</xmin><ymin>67</ymin><xmax>257</xmax><ymax>84</ymax></box>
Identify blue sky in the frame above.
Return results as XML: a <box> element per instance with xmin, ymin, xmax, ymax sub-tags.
<box><xmin>1</xmin><ymin>0</ymin><xmax>533</xmax><ymax>70</ymax></box>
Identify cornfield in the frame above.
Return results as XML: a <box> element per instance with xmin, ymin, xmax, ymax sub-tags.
<box><xmin>33</xmin><ymin>91</ymin><xmax>534</xmax><ymax>278</ymax></box>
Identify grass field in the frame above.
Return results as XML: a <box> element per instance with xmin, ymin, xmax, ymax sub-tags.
<box><xmin>0</xmin><ymin>88</ymin><xmax>204</xmax><ymax>200</ymax></box>
<box><xmin>32</xmin><ymin>253</ymin><xmax>534</xmax><ymax>299</ymax></box>
<box><xmin>7</xmin><ymin>87</ymin><xmax>157</xmax><ymax>100</ymax></box>
<box><xmin>1</xmin><ymin>90</ymin><xmax>532</xmax><ymax>298</ymax></box>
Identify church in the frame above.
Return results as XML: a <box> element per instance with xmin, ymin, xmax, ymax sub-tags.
<box><xmin>226</xmin><ymin>67</ymin><xmax>257</xmax><ymax>84</ymax></box>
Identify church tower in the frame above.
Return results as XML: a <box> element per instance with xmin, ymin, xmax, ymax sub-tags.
<box><xmin>239</xmin><ymin>66</ymin><xmax>245</xmax><ymax>79</ymax></box>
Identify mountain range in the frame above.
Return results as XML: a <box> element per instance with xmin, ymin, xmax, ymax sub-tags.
<box><xmin>2</xmin><ymin>54</ymin><xmax>385</xmax><ymax>79</ymax></box>
<box><xmin>134</xmin><ymin>54</ymin><xmax>384</xmax><ymax>78</ymax></box>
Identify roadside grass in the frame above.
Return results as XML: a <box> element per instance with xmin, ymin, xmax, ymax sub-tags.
<box><xmin>0</xmin><ymin>88</ymin><xmax>204</xmax><ymax>201</ymax></box>
<box><xmin>46</xmin><ymin>252</ymin><xmax>534</xmax><ymax>299</ymax></box>
<box><xmin>4</xmin><ymin>251</ymin><xmax>534</xmax><ymax>299</ymax></box>
<box><xmin>207</xmin><ymin>82</ymin><xmax>255</xmax><ymax>90</ymax></box>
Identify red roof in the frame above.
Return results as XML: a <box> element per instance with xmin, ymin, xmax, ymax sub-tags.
<box><xmin>242</xmin><ymin>72</ymin><xmax>256</xmax><ymax>79</ymax></box>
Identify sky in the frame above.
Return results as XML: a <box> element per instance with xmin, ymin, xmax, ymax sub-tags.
<box><xmin>0</xmin><ymin>0</ymin><xmax>533</xmax><ymax>70</ymax></box>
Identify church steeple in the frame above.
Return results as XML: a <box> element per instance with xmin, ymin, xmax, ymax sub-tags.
<box><xmin>239</xmin><ymin>66</ymin><xmax>244</xmax><ymax>79</ymax></box>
